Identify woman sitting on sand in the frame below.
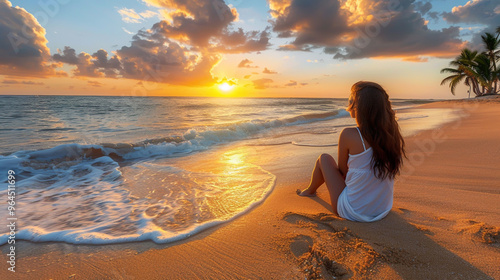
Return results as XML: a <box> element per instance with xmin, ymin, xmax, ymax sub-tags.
<box><xmin>297</xmin><ymin>81</ymin><xmax>406</xmax><ymax>222</ymax></box>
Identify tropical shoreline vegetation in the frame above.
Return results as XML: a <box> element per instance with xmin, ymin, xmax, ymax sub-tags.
<box><xmin>441</xmin><ymin>26</ymin><xmax>500</xmax><ymax>97</ymax></box>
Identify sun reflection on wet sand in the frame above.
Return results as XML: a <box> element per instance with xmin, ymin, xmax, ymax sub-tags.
<box><xmin>115</xmin><ymin>145</ymin><xmax>276</xmax><ymax>239</ymax></box>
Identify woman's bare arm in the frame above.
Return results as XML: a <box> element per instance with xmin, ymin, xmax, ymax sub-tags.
<box><xmin>338</xmin><ymin>128</ymin><xmax>350</xmax><ymax>179</ymax></box>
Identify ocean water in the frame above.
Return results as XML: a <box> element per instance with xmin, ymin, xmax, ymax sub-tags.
<box><xmin>0</xmin><ymin>95</ymin><xmax>439</xmax><ymax>245</ymax></box>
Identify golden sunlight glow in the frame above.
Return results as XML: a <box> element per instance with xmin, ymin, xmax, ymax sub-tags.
<box><xmin>226</xmin><ymin>153</ymin><xmax>244</xmax><ymax>166</ymax></box>
<box><xmin>218</xmin><ymin>82</ymin><xmax>234</xmax><ymax>92</ymax></box>
<box><xmin>221</xmin><ymin>149</ymin><xmax>248</xmax><ymax>176</ymax></box>
<box><xmin>340</xmin><ymin>0</ymin><xmax>393</xmax><ymax>26</ymax></box>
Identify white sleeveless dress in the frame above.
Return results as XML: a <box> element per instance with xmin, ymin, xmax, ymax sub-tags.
<box><xmin>337</xmin><ymin>127</ymin><xmax>393</xmax><ymax>222</ymax></box>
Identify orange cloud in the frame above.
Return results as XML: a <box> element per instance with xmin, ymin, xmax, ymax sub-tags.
<box><xmin>252</xmin><ymin>78</ymin><xmax>273</xmax><ymax>89</ymax></box>
<box><xmin>238</xmin><ymin>59</ymin><xmax>258</xmax><ymax>68</ymax></box>
<box><xmin>2</xmin><ymin>79</ymin><xmax>44</xmax><ymax>85</ymax></box>
<box><xmin>262</xmin><ymin>67</ymin><xmax>278</xmax><ymax>74</ymax></box>
<box><xmin>402</xmin><ymin>56</ymin><xmax>429</xmax><ymax>63</ymax></box>
<box><xmin>87</xmin><ymin>80</ymin><xmax>103</xmax><ymax>87</ymax></box>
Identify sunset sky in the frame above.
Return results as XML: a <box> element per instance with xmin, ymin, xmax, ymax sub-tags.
<box><xmin>0</xmin><ymin>0</ymin><xmax>499</xmax><ymax>99</ymax></box>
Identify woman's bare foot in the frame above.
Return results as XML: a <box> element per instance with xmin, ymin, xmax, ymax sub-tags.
<box><xmin>296</xmin><ymin>188</ymin><xmax>317</xmax><ymax>197</ymax></box>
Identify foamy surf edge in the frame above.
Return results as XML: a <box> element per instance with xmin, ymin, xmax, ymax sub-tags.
<box><xmin>0</xmin><ymin>165</ymin><xmax>276</xmax><ymax>245</ymax></box>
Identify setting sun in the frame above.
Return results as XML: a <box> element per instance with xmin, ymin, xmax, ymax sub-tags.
<box><xmin>218</xmin><ymin>82</ymin><xmax>235</xmax><ymax>92</ymax></box>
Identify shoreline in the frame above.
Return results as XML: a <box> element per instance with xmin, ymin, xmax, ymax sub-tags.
<box><xmin>1</xmin><ymin>98</ymin><xmax>499</xmax><ymax>279</ymax></box>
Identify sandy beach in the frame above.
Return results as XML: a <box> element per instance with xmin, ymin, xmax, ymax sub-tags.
<box><xmin>1</xmin><ymin>98</ymin><xmax>499</xmax><ymax>280</ymax></box>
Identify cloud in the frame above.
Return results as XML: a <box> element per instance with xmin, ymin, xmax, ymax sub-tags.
<box><xmin>141</xmin><ymin>0</ymin><xmax>269</xmax><ymax>53</ymax></box>
<box><xmin>1</xmin><ymin>0</ymin><xmax>271</xmax><ymax>86</ymax></box>
<box><xmin>217</xmin><ymin>77</ymin><xmax>237</xmax><ymax>85</ymax></box>
<box><xmin>238</xmin><ymin>58</ymin><xmax>258</xmax><ymax>68</ymax></box>
<box><xmin>118</xmin><ymin>8</ymin><xmax>143</xmax><ymax>23</ymax></box>
<box><xmin>262</xmin><ymin>67</ymin><xmax>278</xmax><ymax>74</ymax></box>
<box><xmin>402</xmin><ymin>56</ymin><xmax>428</xmax><ymax>62</ymax></box>
<box><xmin>52</xmin><ymin>46</ymin><xmax>79</xmax><ymax>65</ymax></box>
<box><xmin>140</xmin><ymin>10</ymin><xmax>158</xmax><ymax>19</ymax></box>
<box><xmin>278</xmin><ymin>44</ymin><xmax>315</xmax><ymax>52</ymax></box>
<box><xmin>244</xmin><ymin>74</ymin><xmax>251</xmax><ymax>79</ymax></box>
<box><xmin>443</xmin><ymin>0</ymin><xmax>500</xmax><ymax>26</ymax></box>
<box><xmin>122</xmin><ymin>27</ymin><xmax>135</xmax><ymax>35</ymax></box>
<box><xmin>252</xmin><ymin>78</ymin><xmax>273</xmax><ymax>89</ymax></box>
<box><xmin>143</xmin><ymin>0</ymin><xmax>238</xmax><ymax>47</ymax></box>
<box><xmin>0</xmin><ymin>0</ymin><xmax>63</xmax><ymax>77</ymax></box>
<box><xmin>269</xmin><ymin>0</ymin><xmax>465</xmax><ymax>60</ymax></box>
<box><xmin>214</xmin><ymin>29</ymin><xmax>270</xmax><ymax>53</ymax></box>
<box><xmin>414</xmin><ymin>2</ymin><xmax>439</xmax><ymax>21</ymax></box>
<box><xmin>414</xmin><ymin>1</ymin><xmax>432</xmax><ymax>15</ymax></box>
<box><xmin>2</xmin><ymin>79</ymin><xmax>44</xmax><ymax>85</ymax></box>
<box><xmin>118</xmin><ymin>8</ymin><xmax>158</xmax><ymax>24</ymax></box>
<box><xmin>443</xmin><ymin>0</ymin><xmax>500</xmax><ymax>49</ymax></box>
<box><xmin>53</xmin><ymin>47</ymin><xmax>121</xmax><ymax>78</ymax></box>
<box><xmin>87</xmin><ymin>80</ymin><xmax>103</xmax><ymax>87</ymax></box>
<box><xmin>115</xmin><ymin>29</ymin><xmax>219</xmax><ymax>86</ymax></box>
<box><xmin>50</xmin><ymin>0</ymin><xmax>270</xmax><ymax>86</ymax></box>
<box><xmin>284</xmin><ymin>80</ymin><xmax>307</xmax><ymax>86</ymax></box>
<box><xmin>54</xmin><ymin>31</ymin><xmax>220</xmax><ymax>86</ymax></box>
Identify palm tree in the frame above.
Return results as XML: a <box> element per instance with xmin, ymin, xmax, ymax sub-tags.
<box><xmin>441</xmin><ymin>26</ymin><xmax>500</xmax><ymax>97</ymax></box>
<box><xmin>481</xmin><ymin>32</ymin><xmax>500</xmax><ymax>93</ymax></box>
<box><xmin>441</xmin><ymin>49</ymin><xmax>482</xmax><ymax>96</ymax></box>
<box><xmin>470</xmin><ymin>53</ymin><xmax>494</xmax><ymax>95</ymax></box>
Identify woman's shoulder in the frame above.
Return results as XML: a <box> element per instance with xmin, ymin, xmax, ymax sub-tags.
<box><xmin>340</xmin><ymin>126</ymin><xmax>370</xmax><ymax>152</ymax></box>
<box><xmin>339</xmin><ymin>127</ymin><xmax>360</xmax><ymax>145</ymax></box>
<box><xmin>340</xmin><ymin>127</ymin><xmax>359</xmax><ymax>139</ymax></box>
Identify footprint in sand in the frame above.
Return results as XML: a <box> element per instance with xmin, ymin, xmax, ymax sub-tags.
<box><xmin>282</xmin><ymin>212</ymin><xmax>361</xmax><ymax>279</ymax></box>
<box><xmin>282</xmin><ymin>212</ymin><xmax>342</xmax><ymax>233</ymax></box>
<box><xmin>456</xmin><ymin>219</ymin><xmax>500</xmax><ymax>245</ymax></box>
<box><xmin>288</xmin><ymin>234</ymin><xmax>350</xmax><ymax>279</ymax></box>
<box><xmin>289</xmin><ymin>235</ymin><xmax>313</xmax><ymax>258</ymax></box>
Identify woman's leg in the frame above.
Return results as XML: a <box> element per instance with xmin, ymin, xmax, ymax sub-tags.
<box><xmin>298</xmin><ymin>153</ymin><xmax>346</xmax><ymax>214</ymax></box>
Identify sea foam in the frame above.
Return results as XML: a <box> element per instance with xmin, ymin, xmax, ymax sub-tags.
<box><xmin>0</xmin><ymin>153</ymin><xmax>275</xmax><ymax>245</ymax></box>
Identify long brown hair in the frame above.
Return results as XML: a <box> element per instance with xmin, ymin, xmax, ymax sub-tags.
<box><xmin>347</xmin><ymin>81</ymin><xmax>406</xmax><ymax>180</ymax></box>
